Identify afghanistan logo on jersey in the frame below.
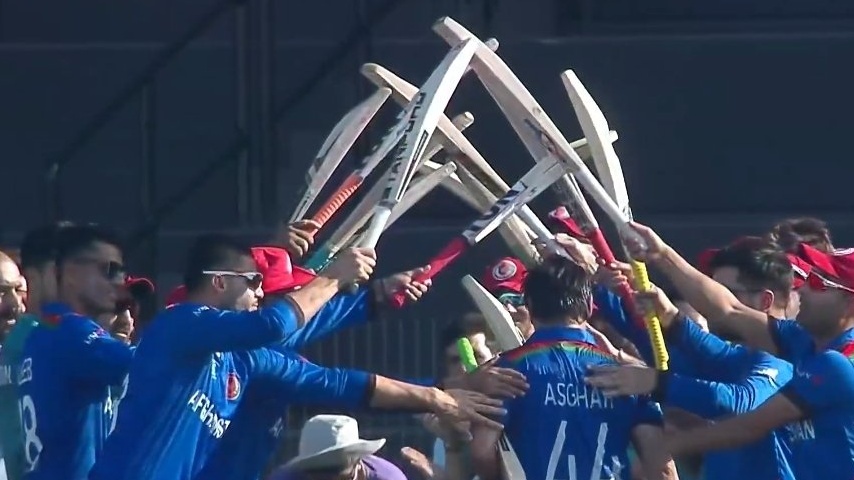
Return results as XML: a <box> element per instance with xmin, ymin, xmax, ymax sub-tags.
<box><xmin>226</xmin><ymin>372</ymin><xmax>241</xmax><ymax>401</ymax></box>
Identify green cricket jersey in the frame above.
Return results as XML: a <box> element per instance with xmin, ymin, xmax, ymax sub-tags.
<box><xmin>0</xmin><ymin>314</ymin><xmax>39</xmax><ymax>480</ymax></box>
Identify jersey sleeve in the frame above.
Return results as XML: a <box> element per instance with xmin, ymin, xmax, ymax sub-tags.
<box><xmin>275</xmin><ymin>287</ymin><xmax>374</xmax><ymax>352</ymax></box>
<box><xmin>173</xmin><ymin>300</ymin><xmax>302</xmax><ymax>354</ymax></box>
<box><xmin>238</xmin><ymin>349</ymin><xmax>373</xmax><ymax>409</ymax></box>
<box><xmin>781</xmin><ymin>350</ymin><xmax>854</xmax><ymax>414</ymax></box>
<box><xmin>65</xmin><ymin>320</ymin><xmax>133</xmax><ymax>385</ymax></box>
<box><xmin>669</xmin><ymin>317</ymin><xmax>765</xmax><ymax>379</ymax></box>
<box><xmin>632</xmin><ymin>395</ymin><xmax>664</xmax><ymax>427</ymax></box>
<box><xmin>663</xmin><ymin>366</ymin><xmax>785</xmax><ymax>418</ymax></box>
<box><xmin>593</xmin><ymin>285</ymin><xmax>648</xmax><ymax>351</ymax></box>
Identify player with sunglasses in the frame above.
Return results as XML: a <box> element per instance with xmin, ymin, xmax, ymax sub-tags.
<box><xmin>17</xmin><ymin>224</ymin><xmax>132</xmax><ymax>480</ymax></box>
<box><xmin>617</xmin><ymin>221</ymin><xmax>854</xmax><ymax>480</ymax></box>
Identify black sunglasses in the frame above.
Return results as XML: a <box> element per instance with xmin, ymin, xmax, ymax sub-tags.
<box><xmin>70</xmin><ymin>257</ymin><xmax>127</xmax><ymax>282</ymax></box>
<box><xmin>202</xmin><ymin>270</ymin><xmax>264</xmax><ymax>289</ymax></box>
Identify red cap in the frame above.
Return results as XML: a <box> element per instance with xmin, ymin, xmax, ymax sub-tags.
<box><xmin>481</xmin><ymin>257</ymin><xmax>527</xmax><ymax>294</ymax></box>
<box><xmin>251</xmin><ymin>246</ymin><xmax>315</xmax><ymax>295</ymax></box>
<box><xmin>797</xmin><ymin>244</ymin><xmax>854</xmax><ymax>288</ymax></box>
<box><xmin>548</xmin><ymin>206</ymin><xmax>586</xmax><ymax>239</ymax></box>
<box><xmin>165</xmin><ymin>285</ymin><xmax>187</xmax><ymax>307</ymax></box>
<box><xmin>787</xmin><ymin>253</ymin><xmax>811</xmax><ymax>289</ymax></box>
<box><xmin>125</xmin><ymin>276</ymin><xmax>155</xmax><ymax>296</ymax></box>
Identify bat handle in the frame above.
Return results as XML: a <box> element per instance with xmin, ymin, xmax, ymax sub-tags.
<box><xmin>587</xmin><ymin>229</ymin><xmax>646</xmax><ymax>329</ymax></box>
<box><xmin>388</xmin><ymin>236</ymin><xmax>468</xmax><ymax>308</ymax></box>
<box><xmin>629</xmin><ymin>259</ymin><xmax>669</xmax><ymax>371</ymax></box>
<box><xmin>310</xmin><ymin>176</ymin><xmax>363</xmax><ymax>227</ymax></box>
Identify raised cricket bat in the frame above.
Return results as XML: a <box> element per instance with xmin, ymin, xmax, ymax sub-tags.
<box><xmin>561</xmin><ymin>70</ymin><xmax>669</xmax><ymax>370</ymax></box>
<box><xmin>461</xmin><ymin>275</ymin><xmax>526</xmax><ymax>480</ymax></box>
<box><xmin>289</xmin><ymin>87</ymin><xmax>391</xmax><ymax>222</ymax></box>
<box><xmin>303</xmin><ymin>112</ymin><xmax>476</xmax><ymax>271</ymax></box>
<box><xmin>308</xmin><ymin>162</ymin><xmax>457</xmax><ymax>271</ymax></box>
<box><xmin>431</xmin><ymin>18</ymin><xmax>643</xmax><ymax>324</ymax></box>
<box><xmin>388</xmin><ymin>155</ymin><xmax>568</xmax><ymax>307</ymax></box>
<box><xmin>357</xmin><ymin>39</ymin><xmax>478</xmax><ymax>253</ymax></box>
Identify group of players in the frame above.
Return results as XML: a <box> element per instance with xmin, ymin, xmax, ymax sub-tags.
<box><xmin>0</xmin><ymin>209</ymin><xmax>852</xmax><ymax>480</ymax></box>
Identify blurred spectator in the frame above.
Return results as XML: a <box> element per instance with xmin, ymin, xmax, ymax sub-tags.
<box><xmin>267</xmin><ymin>415</ymin><xmax>405</xmax><ymax>480</ymax></box>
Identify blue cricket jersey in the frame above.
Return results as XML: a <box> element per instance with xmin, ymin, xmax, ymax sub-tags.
<box><xmin>90</xmin><ymin>300</ymin><xmax>304</xmax><ymax>480</ymax></box>
<box><xmin>774</xmin><ymin>321</ymin><xmax>854</xmax><ymax>480</ymax></box>
<box><xmin>595</xmin><ymin>286</ymin><xmax>796</xmax><ymax>479</ymax></box>
<box><xmin>18</xmin><ymin>303</ymin><xmax>133</xmax><ymax>480</ymax></box>
<box><xmin>497</xmin><ymin>327</ymin><xmax>663</xmax><ymax>480</ymax></box>
<box><xmin>197</xmin><ymin>288</ymin><xmax>377</xmax><ymax>480</ymax></box>
<box><xmin>663</xmin><ymin>317</ymin><xmax>795</xmax><ymax>480</ymax></box>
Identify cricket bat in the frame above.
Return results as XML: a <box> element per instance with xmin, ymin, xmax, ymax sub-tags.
<box><xmin>561</xmin><ymin>69</ymin><xmax>669</xmax><ymax>370</ymax></box>
<box><xmin>357</xmin><ymin>39</ymin><xmax>478</xmax><ymax>251</ymax></box>
<box><xmin>289</xmin><ymin>87</ymin><xmax>391</xmax><ymax>222</ymax></box>
<box><xmin>461</xmin><ymin>275</ymin><xmax>527</xmax><ymax>480</ymax></box>
<box><xmin>304</xmin><ymin>112</ymin><xmax>476</xmax><ymax>271</ymax></box>
<box><xmin>308</xmin><ymin>162</ymin><xmax>458</xmax><ymax>271</ymax></box>
<box><xmin>388</xmin><ymin>155</ymin><xmax>568</xmax><ymax>307</ymax></box>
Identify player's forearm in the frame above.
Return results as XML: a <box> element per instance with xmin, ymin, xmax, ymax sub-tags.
<box><xmin>442</xmin><ymin>443</ymin><xmax>469</xmax><ymax>480</ymax></box>
<box><xmin>669</xmin><ymin>317</ymin><xmax>752</xmax><ymax>376</ymax></box>
<box><xmin>285</xmin><ymin>276</ymin><xmax>342</xmax><ymax>327</ymax></box>
<box><xmin>369</xmin><ymin>376</ymin><xmax>444</xmax><ymax>412</ymax></box>
<box><xmin>662</xmin><ymin>373</ymin><xmax>754</xmax><ymax>418</ymax></box>
<box><xmin>470</xmin><ymin>427</ymin><xmax>503</xmax><ymax>480</ymax></box>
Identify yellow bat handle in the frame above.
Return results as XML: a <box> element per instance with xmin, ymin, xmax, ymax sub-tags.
<box><xmin>629</xmin><ymin>259</ymin><xmax>670</xmax><ymax>371</ymax></box>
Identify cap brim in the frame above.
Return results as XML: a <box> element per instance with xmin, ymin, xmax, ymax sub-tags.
<box><xmin>798</xmin><ymin>244</ymin><xmax>837</xmax><ymax>278</ymax></box>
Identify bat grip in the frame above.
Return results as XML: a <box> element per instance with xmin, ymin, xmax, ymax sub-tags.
<box><xmin>310</xmin><ymin>176</ymin><xmax>363</xmax><ymax>227</ymax></box>
<box><xmin>587</xmin><ymin>229</ymin><xmax>646</xmax><ymax>330</ymax></box>
<box><xmin>388</xmin><ymin>236</ymin><xmax>468</xmax><ymax>308</ymax></box>
<box><xmin>629</xmin><ymin>260</ymin><xmax>669</xmax><ymax>371</ymax></box>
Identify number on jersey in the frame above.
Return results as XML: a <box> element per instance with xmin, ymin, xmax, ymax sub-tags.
<box><xmin>546</xmin><ymin>421</ymin><xmax>624</xmax><ymax>480</ymax></box>
<box><xmin>19</xmin><ymin>394</ymin><xmax>43</xmax><ymax>472</ymax></box>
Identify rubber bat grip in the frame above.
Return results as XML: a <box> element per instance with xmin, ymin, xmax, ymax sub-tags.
<box><xmin>388</xmin><ymin>236</ymin><xmax>468</xmax><ymax>308</ymax></box>
<box><xmin>629</xmin><ymin>259</ymin><xmax>669</xmax><ymax>371</ymax></box>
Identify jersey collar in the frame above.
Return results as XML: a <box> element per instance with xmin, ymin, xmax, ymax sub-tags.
<box><xmin>526</xmin><ymin>326</ymin><xmax>597</xmax><ymax>345</ymax></box>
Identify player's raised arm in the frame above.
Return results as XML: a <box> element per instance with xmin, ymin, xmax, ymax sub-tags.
<box><xmin>625</xmin><ymin>222</ymin><xmax>779</xmax><ymax>353</ymax></box>
<box><xmin>241</xmin><ymin>348</ymin><xmax>505</xmax><ymax>428</ymax></box>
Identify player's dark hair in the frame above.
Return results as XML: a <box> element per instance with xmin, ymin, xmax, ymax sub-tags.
<box><xmin>768</xmin><ymin>217</ymin><xmax>833</xmax><ymax>253</ymax></box>
<box><xmin>183</xmin><ymin>233</ymin><xmax>252</xmax><ymax>292</ymax></box>
<box><xmin>54</xmin><ymin>224</ymin><xmax>123</xmax><ymax>267</ymax></box>
<box><xmin>709</xmin><ymin>240</ymin><xmax>793</xmax><ymax>296</ymax></box>
<box><xmin>523</xmin><ymin>255</ymin><xmax>592</xmax><ymax>324</ymax></box>
<box><xmin>19</xmin><ymin>221</ymin><xmax>76</xmax><ymax>270</ymax></box>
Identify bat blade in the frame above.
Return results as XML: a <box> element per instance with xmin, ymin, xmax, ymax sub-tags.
<box><xmin>289</xmin><ymin>87</ymin><xmax>391</xmax><ymax>222</ymax></box>
<box><xmin>460</xmin><ymin>275</ymin><xmax>527</xmax><ymax>480</ymax></box>
<box><xmin>561</xmin><ymin>69</ymin><xmax>669</xmax><ymax>371</ymax></box>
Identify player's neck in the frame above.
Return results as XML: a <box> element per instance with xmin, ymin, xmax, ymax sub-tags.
<box><xmin>533</xmin><ymin>316</ymin><xmax>586</xmax><ymax>329</ymax></box>
<box><xmin>767</xmin><ymin>304</ymin><xmax>788</xmax><ymax>320</ymax></box>
<box><xmin>184</xmin><ymin>290</ymin><xmax>220</xmax><ymax>309</ymax></box>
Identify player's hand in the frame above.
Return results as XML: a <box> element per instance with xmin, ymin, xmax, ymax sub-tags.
<box><xmin>381</xmin><ymin>265</ymin><xmax>432</xmax><ymax>303</ymax></box>
<box><xmin>400</xmin><ymin>446</ymin><xmax>444</xmax><ymax>479</ymax></box>
<box><xmin>624</xmin><ymin>221</ymin><xmax>668</xmax><ymax>262</ymax></box>
<box><xmin>278</xmin><ymin>219</ymin><xmax>320</xmax><ymax>259</ymax></box>
<box><xmin>464</xmin><ymin>360</ymin><xmax>529</xmax><ymax>399</ymax></box>
<box><xmin>553</xmin><ymin>233</ymin><xmax>599</xmax><ymax>274</ymax></box>
<box><xmin>434</xmin><ymin>389</ymin><xmax>505</xmax><ymax>432</ymax></box>
<box><xmin>324</xmin><ymin>248</ymin><xmax>376</xmax><ymax>286</ymax></box>
<box><xmin>592</xmin><ymin>259</ymin><xmax>633</xmax><ymax>292</ymax></box>
<box><xmin>111</xmin><ymin>310</ymin><xmax>134</xmax><ymax>344</ymax></box>
<box><xmin>634</xmin><ymin>283</ymin><xmax>680</xmax><ymax>329</ymax></box>
<box><xmin>417</xmin><ymin>412</ymin><xmax>471</xmax><ymax>444</ymax></box>
<box><xmin>584</xmin><ymin>364</ymin><xmax>658</xmax><ymax>397</ymax></box>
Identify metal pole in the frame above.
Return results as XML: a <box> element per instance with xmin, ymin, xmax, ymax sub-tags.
<box><xmin>234</xmin><ymin>1</ymin><xmax>251</xmax><ymax>226</ymax></box>
<box><xmin>140</xmin><ymin>82</ymin><xmax>157</xmax><ymax>275</ymax></box>
<box><xmin>258</xmin><ymin>0</ymin><xmax>276</xmax><ymax>223</ymax></box>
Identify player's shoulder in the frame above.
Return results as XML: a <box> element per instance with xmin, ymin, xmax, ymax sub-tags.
<box><xmin>500</xmin><ymin>339</ymin><xmax>616</xmax><ymax>368</ymax></box>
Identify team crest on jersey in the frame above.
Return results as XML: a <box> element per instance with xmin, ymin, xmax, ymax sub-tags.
<box><xmin>226</xmin><ymin>372</ymin><xmax>241</xmax><ymax>400</ymax></box>
<box><xmin>492</xmin><ymin>259</ymin><xmax>517</xmax><ymax>281</ymax></box>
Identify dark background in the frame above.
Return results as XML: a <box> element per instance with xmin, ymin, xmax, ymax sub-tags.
<box><xmin>1</xmin><ymin>0</ymin><xmax>853</xmax><ymax>460</ymax></box>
